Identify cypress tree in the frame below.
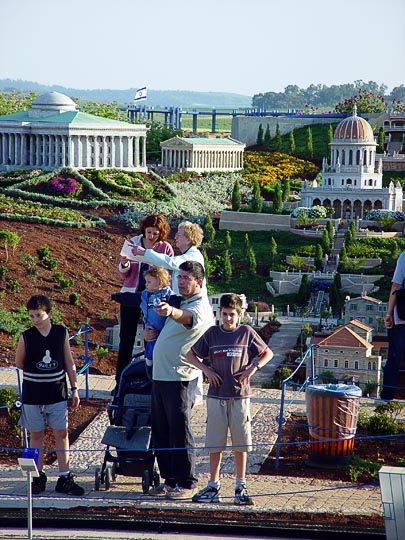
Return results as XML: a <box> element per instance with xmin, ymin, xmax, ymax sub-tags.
<box><xmin>224</xmin><ymin>230</ymin><xmax>232</xmax><ymax>250</ymax></box>
<box><xmin>289</xmin><ymin>129</ymin><xmax>296</xmax><ymax>155</ymax></box>
<box><xmin>272</xmin><ymin>182</ymin><xmax>283</xmax><ymax>214</ymax></box>
<box><xmin>332</xmin><ymin>272</ymin><xmax>344</xmax><ymax>316</ymax></box>
<box><xmin>391</xmin><ymin>239</ymin><xmax>400</xmax><ymax>261</ymax></box>
<box><xmin>275</xmin><ymin>123</ymin><xmax>281</xmax><ymax>151</ymax></box>
<box><xmin>203</xmin><ymin>214</ymin><xmax>215</xmax><ymax>246</ymax></box>
<box><xmin>231</xmin><ymin>178</ymin><xmax>241</xmax><ymax>211</ymax></box>
<box><xmin>270</xmin><ymin>236</ymin><xmax>278</xmax><ymax>265</ymax></box>
<box><xmin>243</xmin><ymin>233</ymin><xmax>250</xmax><ymax>259</ymax></box>
<box><xmin>251</xmin><ymin>180</ymin><xmax>262</xmax><ymax>213</ymax></box>
<box><xmin>329</xmin><ymin>282</ymin><xmax>339</xmax><ymax>316</ymax></box>
<box><xmin>223</xmin><ymin>250</ymin><xmax>232</xmax><ymax>282</ymax></box>
<box><xmin>326</xmin><ymin>220</ymin><xmax>334</xmax><ymax>240</ymax></box>
<box><xmin>321</xmin><ymin>229</ymin><xmax>331</xmax><ymax>254</ymax></box>
<box><xmin>282</xmin><ymin>178</ymin><xmax>290</xmax><ymax>202</ymax></box>
<box><xmin>314</xmin><ymin>244</ymin><xmax>323</xmax><ymax>270</ymax></box>
<box><xmin>202</xmin><ymin>248</ymin><xmax>211</xmax><ymax>278</ymax></box>
<box><xmin>340</xmin><ymin>246</ymin><xmax>349</xmax><ymax>266</ymax></box>
<box><xmin>377</xmin><ymin>126</ymin><xmax>385</xmax><ymax>153</ymax></box>
<box><xmin>257</xmin><ymin>123</ymin><xmax>264</xmax><ymax>146</ymax></box>
<box><xmin>334</xmin><ymin>271</ymin><xmax>342</xmax><ymax>290</ymax></box>
<box><xmin>297</xmin><ymin>274</ymin><xmax>310</xmax><ymax>307</ymax></box>
<box><xmin>264</xmin><ymin>124</ymin><xmax>271</xmax><ymax>149</ymax></box>
<box><xmin>306</xmin><ymin>126</ymin><xmax>313</xmax><ymax>159</ymax></box>
<box><xmin>247</xmin><ymin>245</ymin><xmax>257</xmax><ymax>274</ymax></box>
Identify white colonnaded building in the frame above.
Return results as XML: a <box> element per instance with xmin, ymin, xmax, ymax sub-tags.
<box><xmin>300</xmin><ymin>105</ymin><xmax>403</xmax><ymax>218</ymax></box>
<box><xmin>160</xmin><ymin>136</ymin><xmax>245</xmax><ymax>172</ymax></box>
<box><xmin>0</xmin><ymin>92</ymin><xmax>148</xmax><ymax>171</ymax></box>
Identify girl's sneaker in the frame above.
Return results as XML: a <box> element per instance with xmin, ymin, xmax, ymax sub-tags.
<box><xmin>55</xmin><ymin>473</ymin><xmax>84</xmax><ymax>496</ymax></box>
<box><xmin>192</xmin><ymin>485</ymin><xmax>221</xmax><ymax>503</ymax></box>
<box><xmin>32</xmin><ymin>471</ymin><xmax>47</xmax><ymax>495</ymax></box>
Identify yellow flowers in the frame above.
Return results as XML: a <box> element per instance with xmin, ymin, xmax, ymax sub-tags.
<box><xmin>243</xmin><ymin>151</ymin><xmax>319</xmax><ymax>188</ymax></box>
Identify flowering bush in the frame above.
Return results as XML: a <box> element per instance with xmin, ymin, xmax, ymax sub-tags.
<box><xmin>335</xmin><ymin>89</ymin><xmax>387</xmax><ymax>114</ymax></box>
<box><xmin>247</xmin><ymin>300</ymin><xmax>270</xmax><ymax>312</ymax></box>
<box><xmin>117</xmin><ymin>172</ymin><xmax>252</xmax><ymax>226</ymax></box>
<box><xmin>366</xmin><ymin>209</ymin><xmax>405</xmax><ymax>221</ymax></box>
<box><xmin>243</xmin><ymin>151</ymin><xmax>318</xmax><ymax>188</ymax></box>
<box><xmin>0</xmin><ymin>194</ymin><xmax>104</xmax><ymax>227</ymax></box>
<box><xmin>291</xmin><ymin>205</ymin><xmax>328</xmax><ymax>219</ymax></box>
<box><xmin>49</xmin><ymin>176</ymin><xmax>81</xmax><ymax>197</ymax></box>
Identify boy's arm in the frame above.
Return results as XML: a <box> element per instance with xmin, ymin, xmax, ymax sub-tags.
<box><xmin>63</xmin><ymin>332</ymin><xmax>80</xmax><ymax>410</ymax></box>
<box><xmin>185</xmin><ymin>349</ymin><xmax>223</xmax><ymax>387</ymax></box>
<box><xmin>238</xmin><ymin>347</ymin><xmax>274</xmax><ymax>386</ymax></box>
<box><xmin>15</xmin><ymin>335</ymin><xmax>26</xmax><ymax>370</ymax></box>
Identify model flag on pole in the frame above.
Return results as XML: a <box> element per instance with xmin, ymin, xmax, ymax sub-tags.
<box><xmin>134</xmin><ymin>87</ymin><xmax>147</xmax><ymax>101</ymax></box>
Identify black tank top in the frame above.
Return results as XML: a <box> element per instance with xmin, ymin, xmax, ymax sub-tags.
<box><xmin>21</xmin><ymin>325</ymin><xmax>68</xmax><ymax>405</ymax></box>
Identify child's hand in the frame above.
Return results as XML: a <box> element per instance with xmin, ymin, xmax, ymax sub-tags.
<box><xmin>203</xmin><ymin>367</ymin><xmax>223</xmax><ymax>387</ymax></box>
<box><xmin>143</xmin><ymin>325</ymin><xmax>158</xmax><ymax>342</ymax></box>
<box><xmin>235</xmin><ymin>365</ymin><xmax>256</xmax><ymax>386</ymax></box>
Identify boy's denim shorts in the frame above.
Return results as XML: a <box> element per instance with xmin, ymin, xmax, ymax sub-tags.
<box><xmin>205</xmin><ymin>397</ymin><xmax>252</xmax><ymax>453</ymax></box>
<box><xmin>18</xmin><ymin>401</ymin><xmax>68</xmax><ymax>432</ymax></box>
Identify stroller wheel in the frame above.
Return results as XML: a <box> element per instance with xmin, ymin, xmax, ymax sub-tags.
<box><xmin>111</xmin><ymin>462</ymin><xmax>118</xmax><ymax>482</ymax></box>
<box><xmin>141</xmin><ymin>470</ymin><xmax>151</xmax><ymax>494</ymax></box>
<box><xmin>152</xmin><ymin>470</ymin><xmax>160</xmax><ymax>488</ymax></box>
<box><xmin>94</xmin><ymin>467</ymin><xmax>101</xmax><ymax>491</ymax></box>
<box><xmin>105</xmin><ymin>465</ymin><xmax>111</xmax><ymax>490</ymax></box>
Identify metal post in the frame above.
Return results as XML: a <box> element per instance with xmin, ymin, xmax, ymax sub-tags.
<box><xmin>27</xmin><ymin>470</ymin><xmax>33</xmax><ymax>540</ymax></box>
<box><xmin>192</xmin><ymin>111</ymin><xmax>198</xmax><ymax>133</ymax></box>
<box><xmin>84</xmin><ymin>325</ymin><xmax>90</xmax><ymax>400</ymax></box>
<box><xmin>275</xmin><ymin>380</ymin><xmax>287</xmax><ymax>469</ymax></box>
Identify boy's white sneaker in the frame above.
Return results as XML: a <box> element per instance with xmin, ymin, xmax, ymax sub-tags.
<box><xmin>192</xmin><ymin>485</ymin><xmax>221</xmax><ymax>503</ymax></box>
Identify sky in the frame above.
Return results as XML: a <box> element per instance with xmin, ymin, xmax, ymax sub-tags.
<box><xmin>1</xmin><ymin>0</ymin><xmax>404</xmax><ymax>97</ymax></box>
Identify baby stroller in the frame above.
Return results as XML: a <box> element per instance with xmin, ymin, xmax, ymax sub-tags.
<box><xmin>95</xmin><ymin>355</ymin><xmax>160</xmax><ymax>493</ymax></box>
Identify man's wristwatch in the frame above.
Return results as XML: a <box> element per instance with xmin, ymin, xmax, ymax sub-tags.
<box><xmin>252</xmin><ymin>360</ymin><xmax>261</xmax><ymax>370</ymax></box>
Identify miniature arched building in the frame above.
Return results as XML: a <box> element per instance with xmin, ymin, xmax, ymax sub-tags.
<box><xmin>300</xmin><ymin>105</ymin><xmax>403</xmax><ymax>218</ymax></box>
<box><xmin>0</xmin><ymin>92</ymin><xmax>147</xmax><ymax>171</ymax></box>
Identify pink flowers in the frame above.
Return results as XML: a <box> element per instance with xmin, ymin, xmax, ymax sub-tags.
<box><xmin>49</xmin><ymin>176</ymin><xmax>80</xmax><ymax>196</ymax></box>
<box><xmin>248</xmin><ymin>300</ymin><xmax>270</xmax><ymax>312</ymax></box>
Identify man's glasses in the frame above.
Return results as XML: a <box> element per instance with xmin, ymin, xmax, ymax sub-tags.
<box><xmin>177</xmin><ymin>274</ymin><xmax>196</xmax><ymax>282</ymax></box>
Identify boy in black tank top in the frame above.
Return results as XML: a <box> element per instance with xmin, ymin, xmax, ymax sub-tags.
<box><xmin>15</xmin><ymin>295</ymin><xmax>84</xmax><ymax>496</ymax></box>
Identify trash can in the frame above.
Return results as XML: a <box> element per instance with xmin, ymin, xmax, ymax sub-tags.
<box><xmin>305</xmin><ymin>383</ymin><xmax>362</xmax><ymax>468</ymax></box>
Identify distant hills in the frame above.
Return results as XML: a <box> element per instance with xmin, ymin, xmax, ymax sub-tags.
<box><xmin>0</xmin><ymin>79</ymin><xmax>252</xmax><ymax>109</ymax></box>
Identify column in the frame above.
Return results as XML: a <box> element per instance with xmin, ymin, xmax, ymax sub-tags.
<box><xmin>28</xmin><ymin>135</ymin><xmax>34</xmax><ymax>166</ymax></box>
<box><xmin>134</xmin><ymin>137</ymin><xmax>139</xmax><ymax>167</ymax></box>
<box><xmin>48</xmin><ymin>135</ymin><xmax>53</xmax><ymax>167</ymax></box>
<box><xmin>100</xmin><ymin>136</ymin><xmax>105</xmax><ymax>167</ymax></box>
<box><xmin>86</xmin><ymin>135</ymin><xmax>91</xmax><ymax>167</ymax></box>
<box><xmin>122</xmin><ymin>137</ymin><xmax>128</xmax><ymax>168</ymax></box>
<box><xmin>13</xmin><ymin>133</ymin><xmax>17</xmax><ymax>165</ymax></box>
<box><xmin>19</xmin><ymin>134</ymin><xmax>25</xmax><ymax>166</ymax></box>
<box><xmin>61</xmin><ymin>135</ymin><xmax>66</xmax><ymax>167</ymax></box>
<box><xmin>69</xmin><ymin>136</ymin><xmax>75</xmax><ymax>167</ymax></box>
<box><xmin>142</xmin><ymin>136</ymin><xmax>146</xmax><ymax>167</ymax></box>
<box><xmin>53</xmin><ymin>135</ymin><xmax>58</xmax><ymax>167</ymax></box>
<box><xmin>36</xmin><ymin>135</ymin><xmax>41</xmax><ymax>166</ymax></box>
<box><xmin>117</xmin><ymin>137</ymin><xmax>123</xmax><ymax>168</ymax></box>
<box><xmin>1</xmin><ymin>133</ymin><xmax>7</xmax><ymax>164</ymax></box>
<box><xmin>127</xmin><ymin>137</ymin><xmax>133</xmax><ymax>168</ymax></box>
<box><xmin>110</xmin><ymin>136</ymin><xmax>116</xmax><ymax>168</ymax></box>
<box><xmin>95</xmin><ymin>136</ymin><xmax>99</xmax><ymax>167</ymax></box>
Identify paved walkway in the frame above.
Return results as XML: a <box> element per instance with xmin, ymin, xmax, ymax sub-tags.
<box><xmin>0</xmin><ymin>319</ymin><xmax>384</xmax><ymax>525</ymax></box>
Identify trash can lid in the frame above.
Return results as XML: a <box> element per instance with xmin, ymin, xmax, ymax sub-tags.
<box><xmin>306</xmin><ymin>383</ymin><xmax>362</xmax><ymax>398</ymax></box>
